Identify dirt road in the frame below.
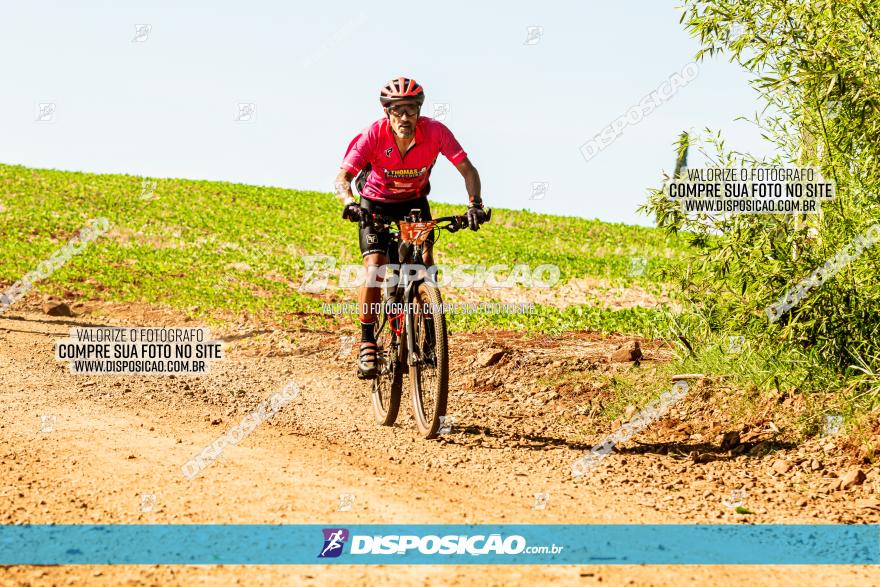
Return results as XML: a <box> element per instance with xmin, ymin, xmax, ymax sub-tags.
<box><xmin>0</xmin><ymin>303</ymin><xmax>877</xmax><ymax>586</ymax></box>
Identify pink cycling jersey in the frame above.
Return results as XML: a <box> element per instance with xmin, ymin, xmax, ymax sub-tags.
<box><xmin>341</xmin><ymin>116</ymin><xmax>468</xmax><ymax>203</ymax></box>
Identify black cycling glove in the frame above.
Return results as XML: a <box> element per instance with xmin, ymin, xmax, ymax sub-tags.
<box><xmin>465</xmin><ymin>204</ymin><xmax>488</xmax><ymax>231</ymax></box>
<box><xmin>342</xmin><ymin>202</ymin><xmax>362</xmax><ymax>222</ymax></box>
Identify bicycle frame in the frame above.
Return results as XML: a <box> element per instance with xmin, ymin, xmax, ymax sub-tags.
<box><xmin>370</xmin><ymin>209</ymin><xmax>448</xmax><ymax>368</ymax></box>
<box><xmin>382</xmin><ymin>217</ymin><xmax>430</xmax><ymax>369</ymax></box>
<box><xmin>360</xmin><ymin>205</ymin><xmax>490</xmax><ymax>436</ymax></box>
<box><xmin>402</xmin><ymin>241</ymin><xmax>425</xmax><ymax>368</ymax></box>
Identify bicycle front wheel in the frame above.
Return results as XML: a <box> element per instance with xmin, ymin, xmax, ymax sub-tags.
<box><xmin>408</xmin><ymin>281</ymin><xmax>449</xmax><ymax>439</ymax></box>
<box><xmin>371</xmin><ymin>306</ymin><xmax>403</xmax><ymax>426</ymax></box>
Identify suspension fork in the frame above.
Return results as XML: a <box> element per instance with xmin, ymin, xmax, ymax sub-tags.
<box><xmin>404</xmin><ymin>277</ymin><xmax>419</xmax><ymax>367</ymax></box>
<box><xmin>402</xmin><ymin>243</ymin><xmax>422</xmax><ymax>367</ymax></box>
<box><xmin>400</xmin><ymin>241</ymin><xmax>437</xmax><ymax>367</ymax></box>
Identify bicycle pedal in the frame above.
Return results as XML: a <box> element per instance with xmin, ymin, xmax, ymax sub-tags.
<box><xmin>356</xmin><ymin>368</ymin><xmax>377</xmax><ymax>380</ymax></box>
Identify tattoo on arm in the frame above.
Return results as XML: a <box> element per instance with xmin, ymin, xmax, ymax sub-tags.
<box><xmin>335</xmin><ymin>170</ymin><xmax>356</xmax><ymax>205</ymax></box>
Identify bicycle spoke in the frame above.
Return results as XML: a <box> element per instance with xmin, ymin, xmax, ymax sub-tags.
<box><xmin>371</xmin><ymin>310</ymin><xmax>402</xmax><ymax>425</ymax></box>
<box><xmin>410</xmin><ymin>283</ymin><xmax>448</xmax><ymax>438</ymax></box>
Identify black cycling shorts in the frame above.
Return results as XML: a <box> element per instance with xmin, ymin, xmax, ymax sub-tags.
<box><xmin>358</xmin><ymin>196</ymin><xmax>433</xmax><ymax>258</ymax></box>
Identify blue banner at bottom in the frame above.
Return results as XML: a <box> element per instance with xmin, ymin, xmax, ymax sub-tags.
<box><xmin>0</xmin><ymin>525</ymin><xmax>877</xmax><ymax>565</ymax></box>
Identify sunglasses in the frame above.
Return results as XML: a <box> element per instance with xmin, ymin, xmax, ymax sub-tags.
<box><xmin>387</xmin><ymin>104</ymin><xmax>420</xmax><ymax>118</ymax></box>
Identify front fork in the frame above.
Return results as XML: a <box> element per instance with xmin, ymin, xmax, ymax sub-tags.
<box><xmin>401</xmin><ymin>243</ymin><xmax>424</xmax><ymax>367</ymax></box>
<box><xmin>393</xmin><ymin>242</ymin><xmax>436</xmax><ymax>368</ymax></box>
<box><xmin>404</xmin><ymin>279</ymin><xmax>419</xmax><ymax>367</ymax></box>
<box><xmin>404</xmin><ymin>291</ymin><xmax>436</xmax><ymax>369</ymax></box>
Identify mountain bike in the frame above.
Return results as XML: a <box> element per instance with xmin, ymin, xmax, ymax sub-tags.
<box><xmin>362</xmin><ymin>207</ymin><xmax>491</xmax><ymax>438</ymax></box>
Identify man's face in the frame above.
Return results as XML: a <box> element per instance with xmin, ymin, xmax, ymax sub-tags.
<box><xmin>385</xmin><ymin>101</ymin><xmax>420</xmax><ymax>139</ymax></box>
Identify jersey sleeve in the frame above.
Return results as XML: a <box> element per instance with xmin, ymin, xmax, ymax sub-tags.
<box><xmin>341</xmin><ymin>126</ymin><xmax>375</xmax><ymax>174</ymax></box>
<box><xmin>437</xmin><ymin>122</ymin><xmax>468</xmax><ymax>165</ymax></box>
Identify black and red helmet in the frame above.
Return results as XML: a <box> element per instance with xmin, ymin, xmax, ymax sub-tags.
<box><xmin>380</xmin><ymin>77</ymin><xmax>425</xmax><ymax>107</ymax></box>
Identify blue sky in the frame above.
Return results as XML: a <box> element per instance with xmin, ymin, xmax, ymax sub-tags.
<box><xmin>0</xmin><ymin>1</ymin><xmax>775</xmax><ymax>226</ymax></box>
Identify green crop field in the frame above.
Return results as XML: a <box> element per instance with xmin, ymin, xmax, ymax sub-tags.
<box><xmin>0</xmin><ymin>163</ymin><xmax>687</xmax><ymax>336</ymax></box>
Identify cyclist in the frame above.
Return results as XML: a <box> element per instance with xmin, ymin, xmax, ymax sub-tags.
<box><xmin>335</xmin><ymin>76</ymin><xmax>487</xmax><ymax>379</ymax></box>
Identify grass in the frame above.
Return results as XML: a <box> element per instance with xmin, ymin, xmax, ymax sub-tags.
<box><xmin>668</xmin><ymin>330</ymin><xmax>860</xmax><ymax>434</ymax></box>
<box><xmin>545</xmin><ymin>361</ymin><xmax>680</xmax><ymax>435</ymax></box>
<box><xmin>3</xmin><ymin>163</ymin><xmax>872</xmax><ymax>449</ymax></box>
<box><xmin>0</xmin><ymin>163</ymin><xmax>687</xmax><ymax>335</ymax></box>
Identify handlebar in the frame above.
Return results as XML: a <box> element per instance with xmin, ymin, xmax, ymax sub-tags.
<box><xmin>358</xmin><ymin>208</ymin><xmax>492</xmax><ymax>232</ymax></box>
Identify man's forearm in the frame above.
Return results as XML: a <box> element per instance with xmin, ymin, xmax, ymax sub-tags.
<box><xmin>464</xmin><ymin>168</ymin><xmax>482</xmax><ymax>206</ymax></box>
<box><xmin>454</xmin><ymin>159</ymin><xmax>482</xmax><ymax>206</ymax></box>
<box><xmin>335</xmin><ymin>170</ymin><xmax>356</xmax><ymax>205</ymax></box>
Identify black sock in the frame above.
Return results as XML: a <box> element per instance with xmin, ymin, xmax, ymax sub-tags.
<box><xmin>361</xmin><ymin>321</ymin><xmax>376</xmax><ymax>343</ymax></box>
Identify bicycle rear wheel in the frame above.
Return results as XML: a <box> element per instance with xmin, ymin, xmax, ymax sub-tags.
<box><xmin>371</xmin><ymin>306</ymin><xmax>403</xmax><ymax>425</ymax></box>
<box><xmin>409</xmin><ymin>281</ymin><xmax>448</xmax><ymax>439</ymax></box>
